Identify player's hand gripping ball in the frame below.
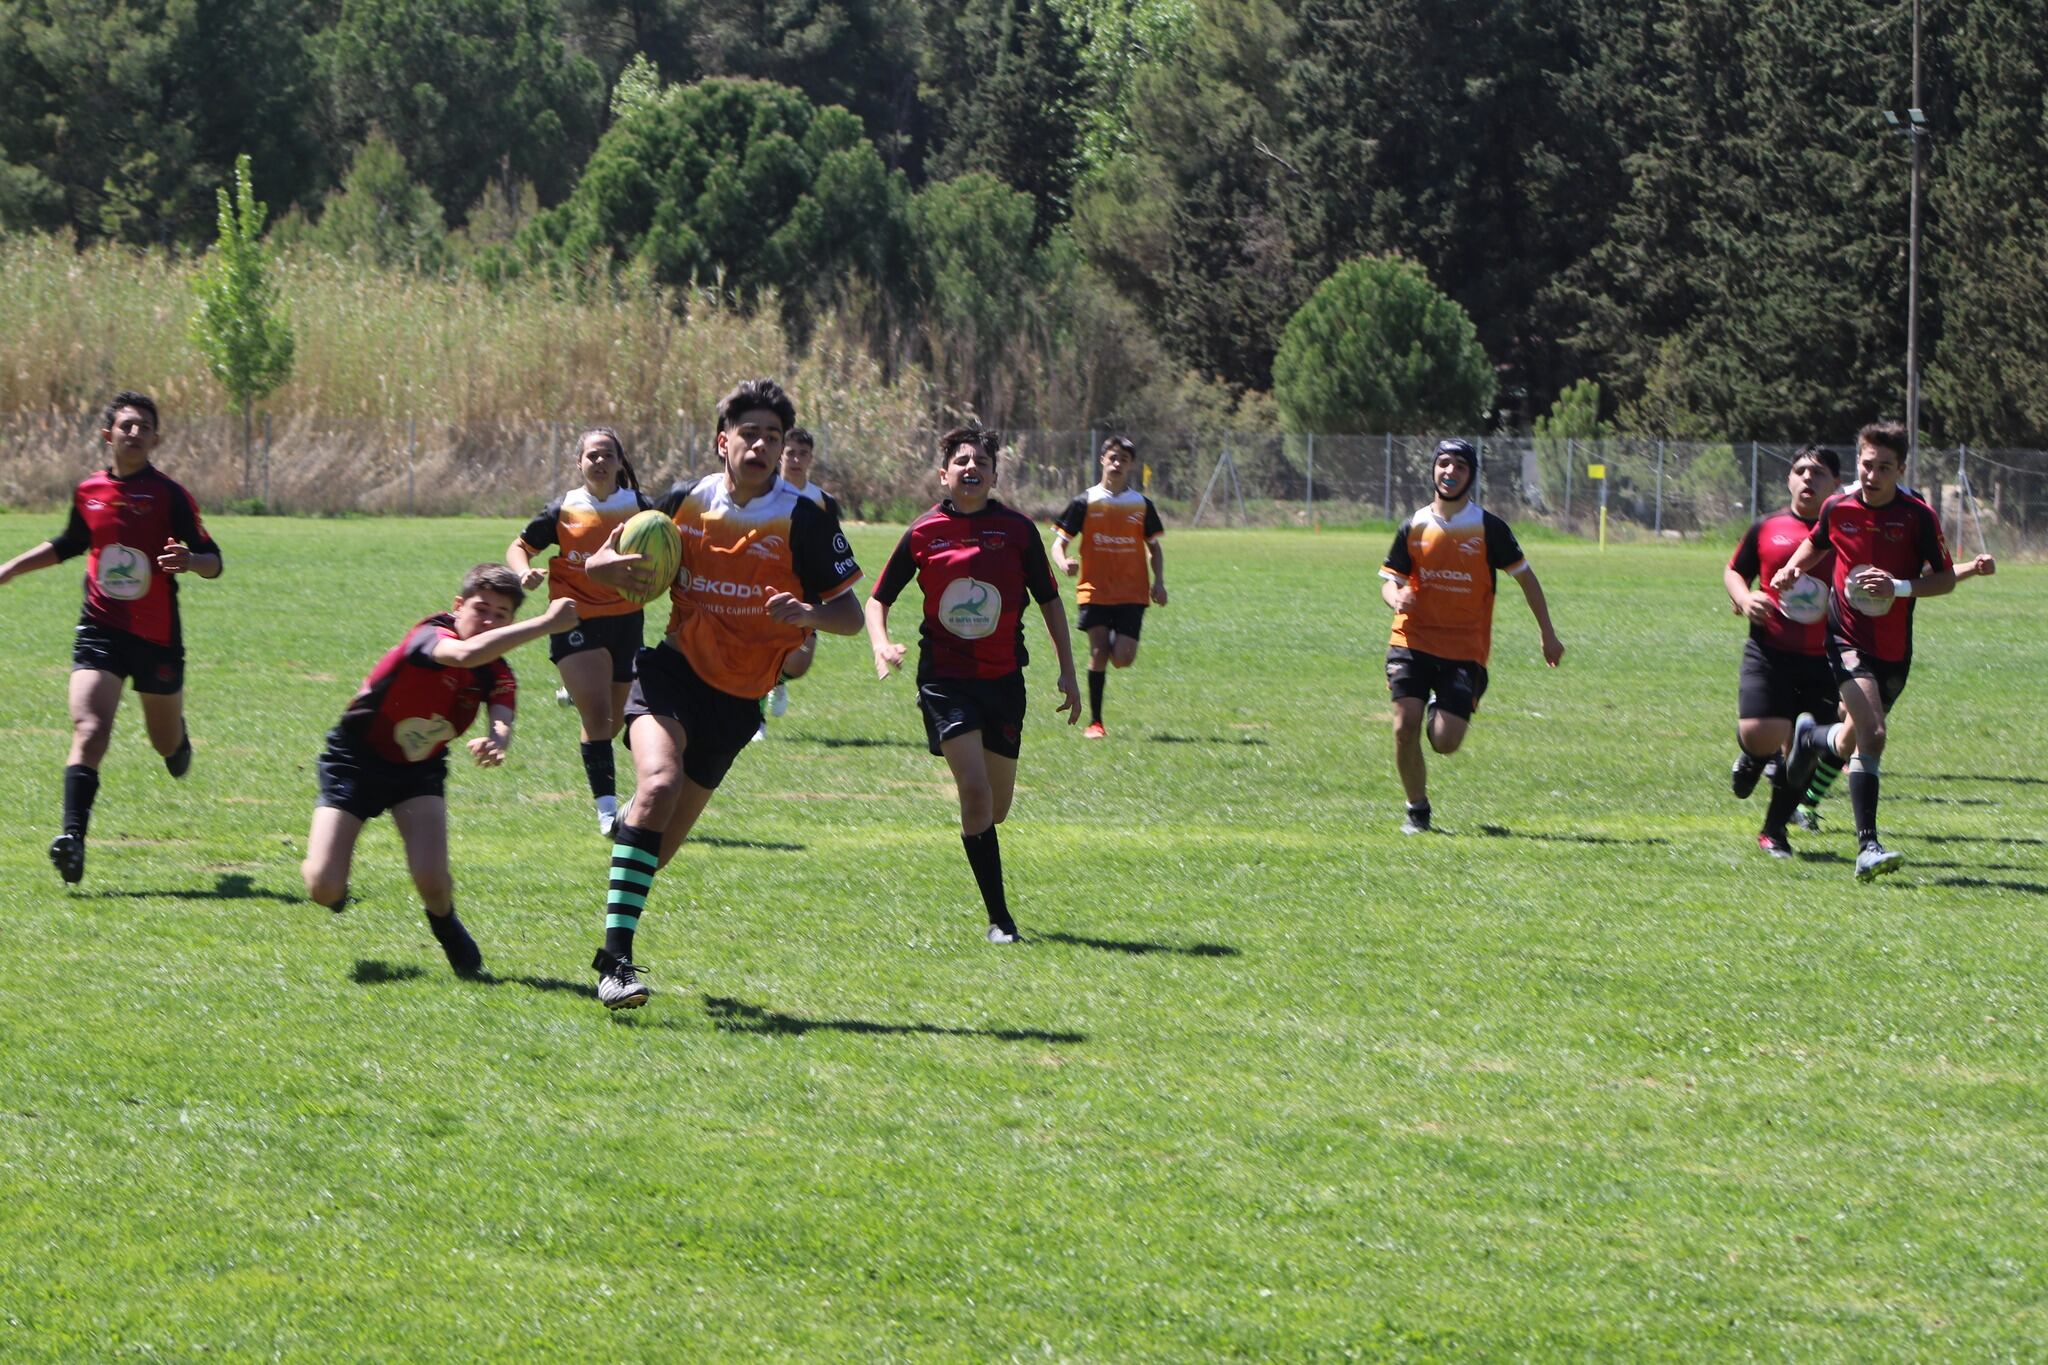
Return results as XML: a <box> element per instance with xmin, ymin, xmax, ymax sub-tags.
<box><xmin>614</xmin><ymin>509</ymin><xmax>682</xmax><ymax>605</ymax></box>
<box><xmin>1842</xmin><ymin>563</ymin><xmax>1895</xmax><ymax>617</ymax></box>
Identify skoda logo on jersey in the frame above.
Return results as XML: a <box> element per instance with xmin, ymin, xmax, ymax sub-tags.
<box><xmin>689</xmin><ymin>574</ymin><xmax>765</xmax><ymax>599</ymax></box>
<box><xmin>939</xmin><ymin>577</ymin><xmax>1001</xmax><ymax>639</ymax></box>
<box><xmin>97</xmin><ymin>544</ymin><xmax>151</xmax><ymax>600</ymax></box>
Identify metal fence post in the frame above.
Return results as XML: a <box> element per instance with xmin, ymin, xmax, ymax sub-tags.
<box><xmin>407</xmin><ymin>416</ymin><xmax>417</xmax><ymax>516</ymax></box>
<box><xmin>1955</xmin><ymin>444</ymin><xmax>1968</xmax><ymax>546</ymax></box>
<box><xmin>1302</xmin><ymin>435</ymin><xmax>1318</xmax><ymax>527</ymax></box>
<box><xmin>262</xmin><ymin>411</ymin><xmax>271</xmax><ymax>509</ymax></box>
<box><xmin>1383</xmin><ymin>433</ymin><xmax>1393</xmax><ymax>519</ymax></box>
<box><xmin>1749</xmin><ymin>441</ymin><xmax>1759</xmax><ymax>520</ymax></box>
<box><xmin>1565</xmin><ymin>438</ymin><xmax>1575</xmax><ymax>524</ymax></box>
<box><xmin>1654</xmin><ymin>439</ymin><xmax>1665</xmax><ymax>535</ymax></box>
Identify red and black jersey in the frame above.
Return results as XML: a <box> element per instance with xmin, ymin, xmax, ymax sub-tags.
<box><xmin>337</xmin><ymin>614</ymin><xmax>517</xmax><ymax>765</ymax></box>
<box><xmin>872</xmin><ymin>500</ymin><xmax>1059</xmax><ymax>681</ymax></box>
<box><xmin>1805</xmin><ymin>489</ymin><xmax>1953</xmax><ymax>663</ymax></box>
<box><xmin>49</xmin><ymin>465</ymin><xmax>219</xmax><ymax>647</ymax></box>
<box><xmin>1729</xmin><ymin>510</ymin><xmax>1827</xmax><ymax>656</ymax></box>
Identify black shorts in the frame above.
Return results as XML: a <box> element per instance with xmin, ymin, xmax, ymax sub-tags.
<box><xmin>316</xmin><ymin>729</ymin><xmax>446</xmax><ymax>821</ymax></box>
<box><xmin>1737</xmin><ymin>638</ymin><xmax>1839</xmax><ymax>722</ymax></box>
<box><xmin>1078</xmin><ymin>603</ymin><xmax>1146</xmax><ymax>639</ymax></box>
<box><xmin>622</xmin><ymin>643</ymin><xmax>759</xmax><ymax>791</ymax></box>
<box><xmin>1385</xmin><ymin>646</ymin><xmax>1488</xmax><ymax>720</ymax></box>
<box><xmin>549</xmin><ymin>609</ymin><xmax>643</xmax><ymax>682</ymax></box>
<box><xmin>73</xmin><ymin>622</ymin><xmax>184</xmax><ymax>694</ymax></box>
<box><xmin>918</xmin><ymin>673</ymin><xmax>1027</xmax><ymax>759</ymax></box>
<box><xmin>1826</xmin><ymin>639</ymin><xmax>1911</xmax><ymax>713</ymax></box>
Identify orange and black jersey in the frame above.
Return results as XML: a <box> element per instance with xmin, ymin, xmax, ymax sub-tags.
<box><xmin>338</xmin><ymin>614</ymin><xmax>517</xmax><ymax>766</ymax></box>
<box><xmin>1052</xmin><ymin>485</ymin><xmax>1164</xmax><ymax>605</ymax></box>
<box><xmin>1729</xmin><ymin>510</ymin><xmax>1828</xmax><ymax>656</ymax></box>
<box><xmin>873</xmin><ymin>499</ymin><xmax>1060</xmax><ymax>681</ymax></box>
<box><xmin>516</xmin><ymin>485</ymin><xmax>654</xmax><ymax>619</ymax></box>
<box><xmin>50</xmin><ymin>465</ymin><xmax>218</xmax><ymax>648</ymax></box>
<box><xmin>1379</xmin><ymin>502</ymin><xmax>1529</xmax><ymax>668</ymax></box>
<box><xmin>653</xmin><ymin>472</ymin><xmax>862</xmax><ymax>699</ymax></box>
<box><xmin>793</xmin><ymin>481</ymin><xmax>844</xmax><ymax>524</ymax></box>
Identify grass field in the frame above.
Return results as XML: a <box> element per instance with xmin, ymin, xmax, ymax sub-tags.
<box><xmin>1</xmin><ymin>511</ymin><xmax>2043</xmax><ymax>1359</ymax></box>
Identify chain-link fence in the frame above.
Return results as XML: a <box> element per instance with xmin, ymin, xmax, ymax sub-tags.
<box><xmin>3</xmin><ymin>414</ymin><xmax>2042</xmax><ymax>556</ymax></box>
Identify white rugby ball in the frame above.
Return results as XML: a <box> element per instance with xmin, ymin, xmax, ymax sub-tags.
<box><xmin>1842</xmin><ymin>564</ymin><xmax>1894</xmax><ymax>617</ymax></box>
<box><xmin>1777</xmin><ymin>573</ymin><xmax>1829</xmax><ymax>625</ymax></box>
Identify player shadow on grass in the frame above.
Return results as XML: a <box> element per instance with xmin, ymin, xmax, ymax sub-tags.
<box><xmin>89</xmin><ymin>872</ymin><xmax>299</xmax><ymax>903</ymax></box>
<box><xmin>351</xmin><ymin>958</ymin><xmax>594</xmax><ymax>996</ymax></box>
<box><xmin>1899</xmin><ymin>772</ymin><xmax>2048</xmax><ymax>787</ymax></box>
<box><xmin>812</xmin><ymin>736</ymin><xmax>924</xmax><ymax>750</ymax></box>
<box><xmin>1148</xmin><ymin>734</ymin><xmax>1269</xmax><ymax>746</ymax></box>
<box><xmin>703</xmin><ymin>996</ymin><xmax>1085</xmax><ymax>1044</ymax></box>
<box><xmin>1913</xmin><ymin>832</ymin><xmax>2048</xmax><ymax>847</ymax></box>
<box><xmin>1933</xmin><ymin>875</ymin><xmax>2048</xmax><ymax>896</ymax></box>
<box><xmin>1035</xmin><ymin>930</ymin><xmax>1239</xmax><ymax>958</ymax></box>
<box><xmin>1474</xmin><ymin>824</ymin><xmax>1670</xmax><ymax>847</ymax></box>
<box><xmin>691</xmin><ymin>835</ymin><xmax>805</xmax><ymax>852</ymax></box>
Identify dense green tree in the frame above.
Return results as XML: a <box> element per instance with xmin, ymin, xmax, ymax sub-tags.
<box><xmin>1273</xmin><ymin>255</ymin><xmax>1494</xmax><ymax>434</ymax></box>
<box><xmin>315</xmin><ymin>0</ymin><xmax>605</xmax><ymax>219</ymax></box>
<box><xmin>908</xmin><ymin>172</ymin><xmax>1043</xmax><ymax>422</ymax></box>
<box><xmin>0</xmin><ymin>0</ymin><xmax>324</xmax><ymax>244</ymax></box>
<box><xmin>527</xmin><ymin>77</ymin><xmax>910</xmax><ymax>327</ymax></box>
<box><xmin>923</xmin><ymin>0</ymin><xmax>1085</xmax><ymax>239</ymax></box>
<box><xmin>307</xmin><ymin>131</ymin><xmax>451</xmax><ymax>272</ymax></box>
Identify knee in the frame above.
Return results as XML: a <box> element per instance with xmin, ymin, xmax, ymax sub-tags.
<box><xmin>781</xmin><ymin>653</ymin><xmax>814</xmax><ymax>681</ymax></box>
<box><xmin>302</xmin><ymin>865</ymin><xmax>347</xmax><ymax>908</ymax></box>
<box><xmin>1428</xmin><ymin>722</ymin><xmax>1466</xmax><ymax>755</ymax></box>
<box><xmin>957</xmin><ymin>787</ymin><xmax>995</xmax><ymax>830</ymax></box>
<box><xmin>411</xmin><ymin>870</ymin><xmax>453</xmax><ymax>906</ymax></box>
<box><xmin>1111</xmin><ymin>647</ymin><xmax>1137</xmax><ymax>669</ymax></box>
<box><xmin>1391</xmin><ymin>708</ymin><xmax>1422</xmax><ymax>743</ymax></box>
<box><xmin>72</xmin><ymin>712</ymin><xmax>112</xmax><ymax>752</ymax></box>
<box><xmin>1858</xmin><ymin>722</ymin><xmax>1887</xmax><ymax>755</ymax></box>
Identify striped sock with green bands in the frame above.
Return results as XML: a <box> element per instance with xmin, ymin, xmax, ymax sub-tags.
<box><xmin>604</xmin><ymin>821</ymin><xmax>662</xmax><ymax>959</ymax></box>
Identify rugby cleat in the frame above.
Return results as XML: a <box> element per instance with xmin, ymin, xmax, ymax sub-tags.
<box><xmin>1757</xmin><ymin>831</ymin><xmax>1794</xmax><ymax>859</ymax></box>
<box><xmin>1083</xmin><ymin>722</ymin><xmax>1106</xmax><ymax>740</ymax></box>
<box><xmin>592</xmin><ymin>948</ymin><xmax>650</xmax><ymax>1009</ymax></box>
<box><xmin>1731</xmin><ymin>752</ymin><xmax>1766</xmax><ymax>799</ymax></box>
<box><xmin>750</xmin><ymin>722</ymin><xmax>769</xmax><ymax>744</ymax></box>
<box><xmin>165</xmin><ymin>727</ymin><xmax>193</xmax><ymax>778</ymax></box>
<box><xmin>1783</xmin><ymin>713</ymin><xmax>1824</xmax><ymax>802</ymax></box>
<box><xmin>48</xmin><ymin>833</ymin><xmax>84</xmax><ymax>885</ymax></box>
<box><xmin>427</xmin><ymin>911</ymin><xmax>483</xmax><ymax>976</ymax></box>
<box><xmin>1400</xmin><ymin>804</ymin><xmax>1432</xmax><ymax>836</ymax></box>
<box><xmin>554</xmin><ymin>686</ymin><xmax>573</xmax><ymax>706</ymax></box>
<box><xmin>595</xmin><ymin>797</ymin><xmax>618</xmax><ymax>839</ymax></box>
<box><xmin>986</xmin><ymin>923</ymin><xmax>1019</xmax><ymax>945</ymax></box>
<box><xmin>1791</xmin><ymin>805</ymin><xmax>1822</xmax><ymax>833</ymax></box>
<box><xmin>1855</xmin><ymin>844</ymin><xmax>1905</xmax><ymax>883</ymax></box>
<box><xmin>768</xmin><ymin>682</ymin><xmax>790</xmax><ymax>718</ymax></box>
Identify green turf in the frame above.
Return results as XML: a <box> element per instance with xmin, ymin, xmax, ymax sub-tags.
<box><xmin>1</xmin><ymin>511</ymin><xmax>2043</xmax><ymax>1358</ymax></box>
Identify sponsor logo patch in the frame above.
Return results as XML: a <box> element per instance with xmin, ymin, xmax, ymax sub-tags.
<box><xmin>938</xmin><ymin>576</ymin><xmax>1002</xmax><ymax>640</ymax></box>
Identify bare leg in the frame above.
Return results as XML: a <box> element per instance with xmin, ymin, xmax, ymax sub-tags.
<box><xmin>625</xmin><ymin>714</ymin><xmax>687</xmax><ymax>831</ymax></box>
<box><xmin>302</xmin><ymin>806</ymin><xmax>366</xmax><ymax>909</ymax></box>
<box><xmin>391</xmin><ymin>796</ymin><xmax>454</xmax><ymax>914</ymax></box>
<box><xmin>1391</xmin><ymin>698</ymin><xmax>1428</xmax><ymax>805</ymax></box>
<box><xmin>137</xmin><ymin>689</ymin><xmax>187</xmax><ymax>756</ymax></box>
<box><xmin>1427</xmin><ymin>709</ymin><xmax>1470</xmax><ymax>755</ymax></box>
<box><xmin>67</xmin><ymin>669</ymin><xmax>123</xmax><ymax>768</ymax></box>
<box><xmin>941</xmin><ymin>731</ymin><xmax>997</xmax><ymax>834</ymax></box>
<box><xmin>1738</xmin><ymin>717</ymin><xmax>1792</xmax><ymax>759</ymax></box>
<box><xmin>558</xmin><ymin>649</ymin><xmax>615</xmax><ymax>744</ymax></box>
<box><xmin>1110</xmin><ymin>636</ymin><xmax>1139</xmax><ymax>668</ymax></box>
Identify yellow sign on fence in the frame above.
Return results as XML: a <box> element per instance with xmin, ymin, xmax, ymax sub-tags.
<box><xmin>1586</xmin><ymin>463</ymin><xmax>1606</xmax><ymax>479</ymax></box>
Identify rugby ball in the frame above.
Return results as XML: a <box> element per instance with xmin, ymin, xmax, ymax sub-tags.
<box><xmin>1842</xmin><ymin>563</ymin><xmax>1894</xmax><ymax>617</ymax></box>
<box><xmin>1777</xmin><ymin>573</ymin><xmax>1829</xmax><ymax>625</ymax></box>
<box><xmin>615</xmin><ymin>509</ymin><xmax>682</xmax><ymax>604</ymax></box>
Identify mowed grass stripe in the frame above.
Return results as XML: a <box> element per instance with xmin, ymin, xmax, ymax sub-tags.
<box><xmin>0</xmin><ymin>512</ymin><xmax>2043</xmax><ymax>1357</ymax></box>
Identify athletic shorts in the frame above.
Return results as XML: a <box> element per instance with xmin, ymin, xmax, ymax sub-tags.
<box><xmin>549</xmin><ymin>609</ymin><xmax>643</xmax><ymax>682</ymax></box>
<box><xmin>1078</xmin><ymin>603</ymin><xmax>1146</xmax><ymax>639</ymax></box>
<box><xmin>1826</xmin><ymin>639</ymin><xmax>1911</xmax><ymax>713</ymax></box>
<box><xmin>316</xmin><ymin>729</ymin><xmax>446</xmax><ymax>821</ymax></box>
<box><xmin>1385</xmin><ymin>646</ymin><xmax>1488</xmax><ymax>721</ymax></box>
<box><xmin>622</xmin><ymin>643</ymin><xmax>758</xmax><ymax>791</ymax></box>
<box><xmin>1737</xmin><ymin>638</ymin><xmax>1838</xmax><ymax>721</ymax></box>
<box><xmin>918</xmin><ymin>672</ymin><xmax>1027</xmax><ymax>759</ymax></box>
<box><xmin>73</xmin><ymin>621</ymin><xmax>184</xmax><ymax>694</ymax></box>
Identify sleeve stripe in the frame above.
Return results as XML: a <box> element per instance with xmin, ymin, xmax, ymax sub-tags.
<box><xmin>1504</xmin><ymin>558</ymin><xmax>1532</xmax><ymax>576</ymax></box>
<box><xmin>819</xmin><ymin>573</ymin><xmax>864</xmax><ymax>603</ymax></box>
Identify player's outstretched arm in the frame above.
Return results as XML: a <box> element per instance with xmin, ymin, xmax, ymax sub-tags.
<box><xmin>1038</xmin><ymin>596</ymin><xmax>1083</xmax><ymax>724</ymax></box>
<box><xmin>1514</xmin><ymin>569</ymin><xmax>1565</xmax><ymax>666</ymax></box>
<box><xmin>468</xmin><ymin>705</ymin><xmax>515</xmax><ymax>766</ymax></box>
<box><xmin>433</xmin><ymin>598</ymin><xmax>580</xmax><ymax>669</ymax></box>
<box><xmin>505</xmin><ymin>538</ymin><xmax>545</xmax><ymax>592</ymax></box>
<box><xmin>767</xmin><ymin>588</ymin><xmax>862</xmax><ymax>637</ymax></box>
<box><xmin>1956</xmin><ymin>553</ymin><xmax>1996</xmax><ymax>582</ymax></box>
<box><xmin>0</xmin><ymin>541</ymin><xmax>60</xmax><ymax>586</ymax></box>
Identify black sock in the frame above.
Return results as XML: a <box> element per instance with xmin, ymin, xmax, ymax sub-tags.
<box><xmin>1848</xmin><ymin>760</ymin><xmax>1880</xmax><ymax>849</ymax></box>
<box><xmin>604</xmin><ymin>820</ymin><xmax>662</xmax><ymax>959</ymax></box>
<box><xmin>62</xmin><ymin>764</ymin><xmax>99</xmax><ymax>839</ymax></box>
<box><xmin>1088</xmin><ymin>669</ymin><xmax>1105</xmax><ymax>724</ymax></box>
<box><xmin>579</xmin><ymin>739</ymin><xmax>615</xmax><ymax>800</ymax></box>
<box><xmin>1761</xmin><ymin>781</ymin><xmax>1800</xmax><ymax>838</ymax></box>
<box><xmin>961</xmin><ymin>826</ymin><xmax>1014</xmax><ymax>933</ymax></box>
<box><xmin>426</xmin><ymin>903</ymin><xmax>460</xmax><ymax>932</ymax></box>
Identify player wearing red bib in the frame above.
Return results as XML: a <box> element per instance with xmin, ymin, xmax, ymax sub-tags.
<box><xmin>1723</xmin><ymin>443</ymin><xmax>1841</xmax><ymax>856</ymax></box>
<box><xmin>505</xmin><ymin>428</ymin><xmax>654</xmax><ymax>836</ymax></box>
<box><xmin>578</xmin><ymin>380</ymin><xmax>865</xmax><ymax>1009</ymax></box>
<box><xmin>300</xmin><ymin>565</ymin><xmax>580</xmax><ymax>975</ymax></box>
<box><xmin>1051</xmin><ymin>435</ymin><xmax>1167</xmax><ymax>738</ymax></box>
<box><xmin>0</xmin><ymin>393</ymin><xmax>222</xmax><ymax>885</ymax></box>
<box><xmin>1377</xmin><ymin>438</ymin><xmax>1564</xmax><ymax>834</ymax></box>
<box><xmin>1774</xmin><ymin>421</ymin><xmax>1957</xmax><ymax>881</ymax></box>
<box><xmin>866</xmin><ymin>426</ymin><xmax>1082</xmax><ymax>944</ymax></box>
